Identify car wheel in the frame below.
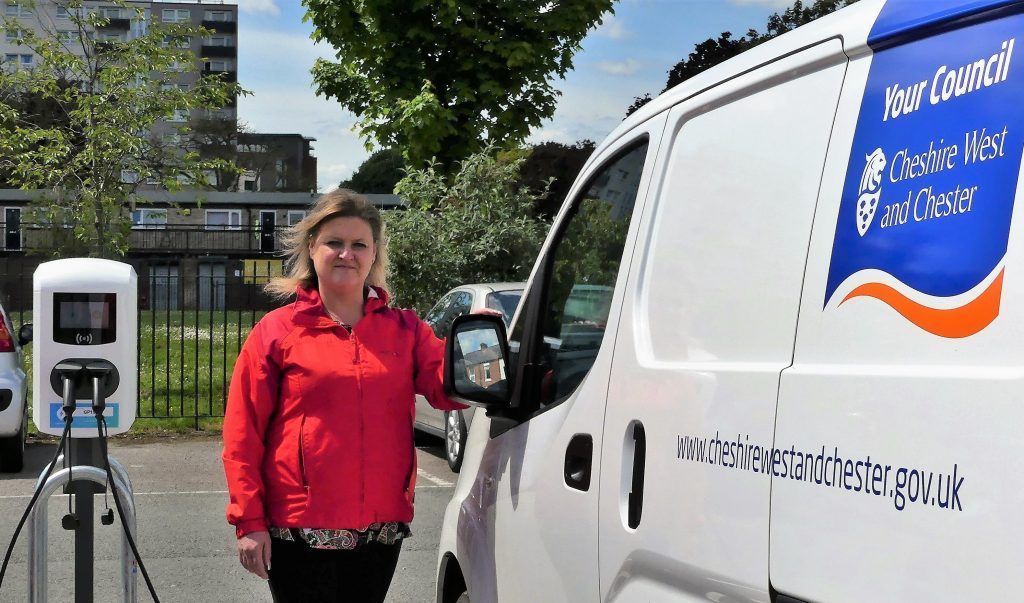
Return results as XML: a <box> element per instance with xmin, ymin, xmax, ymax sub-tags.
<box><xmin>444</xmin><ymin>410</ymin><xmax>467</xmax><ymax>473</ymax></box>
<box><xmin>0</xmin><ymin>411</ymin><xmax>26</xmax><ymax>473</ymax></box>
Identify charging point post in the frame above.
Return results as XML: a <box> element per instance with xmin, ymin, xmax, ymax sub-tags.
<box><xmin>2</xmin><ymin>258</ymin><xmax>151</xmax><ymax>602</ymax></box>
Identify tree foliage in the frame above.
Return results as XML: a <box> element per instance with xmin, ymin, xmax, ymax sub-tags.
<box><xmin>386</xmin><ymin>146</ymin><xmax>549</xmax><ymax>313</ymax></box>
<box><xmin>340</xmin><ymin>148</ymin><xmax>405</xmax><ymax>194</ymax></box>
<box><xmin>0</xmin><ymin>0</ymin><xmax>244</xmax><ymax>257</ymax></box>
<box><xmin>303</xmin><ymin>0</ymin><xmax>613</xmax><ymax>172</ymax></box>
<box><xmin>626</xmin><ymin>0</ymin><xmax>859</xmax><ymax>117</ymax></box>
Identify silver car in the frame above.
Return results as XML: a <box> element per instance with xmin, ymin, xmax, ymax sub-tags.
<box><xmin>414</xmin><ymin>282</ymin><xmax>524</xmax><ymax>471</ymax></box>
<box><xmin>0</xmin><ymin>304</ymin><xmax>30</xmax><ymax>473</ymax></box>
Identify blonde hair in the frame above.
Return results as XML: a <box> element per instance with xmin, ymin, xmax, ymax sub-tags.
<box><xmin>265</xmin><ymin>189</ymin><xmax>390</xmax><ymax>300</ymax></box>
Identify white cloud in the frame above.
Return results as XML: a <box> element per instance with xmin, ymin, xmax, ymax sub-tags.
<box><xmin>596</xmin><ymin>59</ymin><xmax>641</xmax><ymax>76</ymax></box>
<box><xmin>236</xmin><ymin>25</ymin><xmax>369</xmax><ymax>189</ymax></box>
<box><xmin>593</xmin><ymin>14</ymin><xmax>628</xmax><ymax>40</ymax></box>
<box><xmin>238</xmin><ymin>0</ymin><xmax>281</xmax><ymax>16</ymax></box>
<box><xmin>726</xmin><ymin>0</ymin><xmax>792</xmax><ymax>8</ymax></box>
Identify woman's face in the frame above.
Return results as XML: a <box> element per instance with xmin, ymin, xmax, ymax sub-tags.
<box><xmin>308</xmin><ymin>216</ymin><xmax>377</xmax><ymax>294</ymax></box>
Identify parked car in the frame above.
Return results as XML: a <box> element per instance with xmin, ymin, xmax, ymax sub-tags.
<box><xmin>0</xmin><ymin>305</ymin><xmax>30</xmax><ymax>473</ymax></box>
<box><xmin>414</xmin><ymin>283</ymin><xmax>524</xmax><ymax>471</ymax></box>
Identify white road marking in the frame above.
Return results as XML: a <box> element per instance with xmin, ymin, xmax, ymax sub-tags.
<box><xmin>417</xmin><ymin>468</ymin><xmax>454</xmax><ymax>488</ymax></box>
<box><xmin>0</xmin><ymin>477</ymin><xmax>454</xmax><ymax>500</ymax></box>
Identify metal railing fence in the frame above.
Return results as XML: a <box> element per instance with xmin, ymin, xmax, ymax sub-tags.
<box><xmin>1</xmin><ymin>258</ymin><xmax>284</xmax><ymax>429</ymax></box>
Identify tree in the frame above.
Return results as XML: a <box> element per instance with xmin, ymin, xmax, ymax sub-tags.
<box><xmin>518</xmin><ymin>139</ymin><xmax>594</xmax><ymax>218</ymax></box>
<box><xmin>304</xmin><ymin>0</ymin><xmax>613</xmax><ymax>172</ymax></box>
<box><xmin>625</xmin><ymin>0</ymin><xmax>859</xmax><ymax>117</ymax></box>
<box><xmin>0</xmin><ymin>0</ymin><xmax>244</xmax><ymax>257</ymax></box>
<box><xmin>386</xmin><ymin>146</ymin><xmax>549</xmax><ymax>313</ymax></box>
<box><xmin>340</xmin><ymin>148</ymin><xmax>405</xmax><ymax>194</ymax></box>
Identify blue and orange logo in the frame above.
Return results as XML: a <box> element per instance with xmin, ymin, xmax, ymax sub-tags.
<box><xmin>825</xmin><ymin>6</ymin><xmax>1024</xmax><ymax>338</ymax></box>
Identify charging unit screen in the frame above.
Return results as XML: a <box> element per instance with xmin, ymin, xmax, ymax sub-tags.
<box><xmin>52</xmin><ymin>293</ymin><xmax>116</xmax><ymax>346</ymax></box>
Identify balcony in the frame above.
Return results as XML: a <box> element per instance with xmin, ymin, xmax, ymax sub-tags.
<box><xmin>201</xmin><ymin>44</ymin><xmax>236</xmax><ymax>58</ymax></box>
<box><xmin>202</xmin><ymin>69</ymin><xmax>237</xmax><ymax>83</ymax></box>
<box><xmin>201</xmin><ymin>20</ymin><xmax>236</xmax><ymax>34</ymax></box>
<box><xmin>99</xmin><ymin>17</ymin><xmax>131</xmax><ymax>30</ymax></box>
<box><xmin>7</xmin><ymin>224</ymin><xmax>285</xmax><ymax>256</ymax></box>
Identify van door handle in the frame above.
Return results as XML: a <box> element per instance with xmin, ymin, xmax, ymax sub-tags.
<box><xmin>628</xmin><ymin>422</ymin><xmax>646</xmax><ymax>529</ymax></box>
<box><xmin>564</xmin><ymin>434</ymin><xmax>593</xmax><ymax>491</ymax></box>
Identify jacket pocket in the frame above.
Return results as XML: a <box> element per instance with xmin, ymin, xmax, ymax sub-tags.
<box><xmin>298</xmin><ymin>414</ymin><xmax>309</xmax><ymax>489</ymax></box>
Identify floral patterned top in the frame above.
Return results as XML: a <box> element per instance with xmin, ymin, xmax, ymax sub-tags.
<box><xmin>269</xmin><ymin>523</ymin><xmax>411</xmax><ymax>550</ymax></box>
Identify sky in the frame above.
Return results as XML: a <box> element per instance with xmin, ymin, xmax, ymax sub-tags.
<box><xmin>235</xmin><ymin>0</ymin><xmax>797</xmax><ymax>192</ymax></box>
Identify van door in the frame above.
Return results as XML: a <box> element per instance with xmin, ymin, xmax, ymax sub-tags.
<box><xmin>598</xmin><ymin>40</ymin><xmax>848</xmax><ymax>601</ymax></box>
<box><xmin>771</xmin><ymin>6</ymin><xmax>1024</xmax><ymax>602</ymax></box>
<box><xmin>455</xmin><ymin>117</ymin><xmax>665</xmax><ymax>602</ymax></box>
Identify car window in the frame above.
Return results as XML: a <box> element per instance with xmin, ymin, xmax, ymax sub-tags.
<box><xmin>510</xmin><ymin>140</ymin><xmax>648</xmax><ymax>409</ymax></box>
<box><xmin>485</xmin><ymin>290</ymin><xmax>523</xmax><ymax>326</ymax></box>
<box><xmin>424</xmin><ymin>291</ymin><xmax>457</xmax><ymax>337</ymax></box>
<box><xmin>438</xmin><ymin>291</ymin><xmax>473</xmax><ymax>339</ymax></box>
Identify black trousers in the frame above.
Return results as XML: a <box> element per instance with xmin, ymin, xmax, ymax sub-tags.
<box><xmin>268</xmin><ymin>536</ymin><xmax>403</xmax><ymax>603</ymax></box>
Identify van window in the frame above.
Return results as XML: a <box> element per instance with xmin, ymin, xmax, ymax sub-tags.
<box><xmin>512</xmin><ymin>141</ymin><xmax>648</xmax><ymax>408</ymax></box>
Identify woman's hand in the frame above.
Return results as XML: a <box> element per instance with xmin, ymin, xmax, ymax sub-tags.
<box><xmin>472</xmin><ymin>308</ymin><xmax>504</xmax><ymax>318</ymax></box>
<box><xmin>237</xmin><ymin>530</ymin><xmax>272</xmax><ymax>579</ymax></box>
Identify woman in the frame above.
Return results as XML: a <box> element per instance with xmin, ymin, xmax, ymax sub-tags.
<box><xmin>222</xmin><ymin>190</ymin><xmax>467</xmax><ymax>602</ymax></box>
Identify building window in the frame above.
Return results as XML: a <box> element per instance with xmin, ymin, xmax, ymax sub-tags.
<box><xmin>287</xmin><ymin>211</ymin><xmax>306</xmax><ymax>226</ymax></box>
<box><xmin>56</xmin><ymin>6</ymin><xmax>70</xmax><ymax>18</ymax></box>
<box><xmin>5</xmin><ymin>3</ymin><xmax>31</xmax><ymax>17</ymax></box>
<box><xmin>167</xmin><ymin>109</ymin><xmax>189</xmax><ymax>123</ymax></box>
<box><xmin>161</xmin><ymin>8</ymin><xmax>190</xmax><ymax>23</ymax></box>
<box><xmin>120</xmin><ymin>170</ymin><xmax>139</xmax><ymax>184</ymax></box>
<box><xmin>203</xmin><ymin>10</ymin><xmax>233</xmax><ymax>22</ymax></box>
<box><xmin>131</xmin><ymin>208</ymin><xmax>167</xmax><ymax>229</ymax></box>
<box><xmin>204</xmin><ymin>59</ymin><xmax>232</xmax><ymax>72</ymax></box>
<box><xmin>57</xmin><ymin>30</ymin><xmax>76</xmax><ymax>42</ymax></box>
<box><xmin>162</xmin><ymin>34</ymin><xmax>190</xmax><ymax>49</ymax></box>
<box><xmin>97</xmin><ymin>31</ymin><xmax>124</xmax><ymax>42</ymax></box>
<box><xmin>4</xmin><ymin>53</ymin><xmax>32</xmax><ymax>69</ymax></box>
<box><xmin>5</xmin><ymin>29</ymin><xmax>19</xmax><ymax>43</ymax></box>
<box><xmin>205</xmin><ymin>35</ymin><xmax>233</xmax><ymax>47</ymax></box>
<box><xmin>100</xmin><ymin>7</ymin><xmax>123</xmax><ymax>19</ymax></box>
<box><xmin>205</xmin><ymin>209</ymin><xmax>241</xmax><ymax>230</ymax></box>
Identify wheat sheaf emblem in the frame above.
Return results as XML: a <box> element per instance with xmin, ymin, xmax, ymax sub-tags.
<box><xmin>857</xmin><ymin>148</ymin><xmax>886</xmax><ymax>236</ymax></box>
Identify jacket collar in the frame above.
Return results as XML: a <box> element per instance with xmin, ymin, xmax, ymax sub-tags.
<box><xmin>292</xmin><ymin>285</ymin><xmax>390</xmax><ymax>328</ymax></box>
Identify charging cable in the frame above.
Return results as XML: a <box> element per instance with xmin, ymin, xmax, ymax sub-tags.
<box><xmin>90</xmin><ymin>366</ymin><xmax>161</xmax><ymax>603</ymax></box>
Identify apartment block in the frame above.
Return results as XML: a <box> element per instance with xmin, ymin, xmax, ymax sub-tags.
<box><xmin>0</xmin><ymin>0</ymin><xmax>238</xmax><ymax>132</ymax></box>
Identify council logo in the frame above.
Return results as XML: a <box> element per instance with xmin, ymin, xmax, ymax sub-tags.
<box><xmin>856</xmin><ymin>147</ymin><xmax>886</xmax><ymax>236</ymax></box>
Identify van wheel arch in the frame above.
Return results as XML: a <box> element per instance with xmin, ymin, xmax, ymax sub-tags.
<box><xmin>438</xmin><ymin>552</ymin><xmax>468</xmax><ymax>603</ymax></box>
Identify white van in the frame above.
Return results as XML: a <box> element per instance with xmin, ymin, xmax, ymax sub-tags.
<box><xmin>435</xmin><ymin>0</ymin><xmax>1024</xmax><ymax>601</ymax></box>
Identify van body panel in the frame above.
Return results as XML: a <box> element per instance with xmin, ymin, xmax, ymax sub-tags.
<box><xmin>598</xmin><ymin>40</ymin><xmax>848</xmax><ymax>602</ymax></box>
<box><xmin>771</xmin><ymin>5</ymin><xmax>1024</xmax><ymax>602</ymax></box>
<box><xmin>437</xmin><ymin>113</ymin><xmax>669</xmax><ymax>602</ymax></box>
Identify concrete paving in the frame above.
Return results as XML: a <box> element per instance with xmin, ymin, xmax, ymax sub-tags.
<box><xmin>0</xmin><ymin>433</ymin><xmax>457</xmax><ymax>602</ymax></box>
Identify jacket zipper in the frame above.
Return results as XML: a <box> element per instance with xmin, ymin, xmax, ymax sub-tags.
<box><xmin>353</xmin><ymin>332</ymin><xmax>366</xmax><ymax>518</ymax></box>
<box><xmin>298</xmin><ymin>415</ymin><xmax>308</xmax><ymax>489</ymax></box>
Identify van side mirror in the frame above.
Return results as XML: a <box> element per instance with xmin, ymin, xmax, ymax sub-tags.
<box><xmin>18</xmin><ymin>323</ymin><xmax>32</xmax><ymax>346</ymax></box>
<box><xmin>445</xmin><ymin>314</ymin><xmax>511</xmax><ymax>408</ymax></box>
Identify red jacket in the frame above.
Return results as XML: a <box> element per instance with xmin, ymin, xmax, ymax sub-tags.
<box><xmin>222</xmin><ymin>286</ymin><xmax>466</xmax><ymax>538</ymax></box>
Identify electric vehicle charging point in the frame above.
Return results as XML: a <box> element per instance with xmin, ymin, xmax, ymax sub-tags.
<box><xmin>0</xmin><ymin>258</ymin><xmax>157</xmax><ymax>602</ymax></box>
